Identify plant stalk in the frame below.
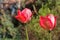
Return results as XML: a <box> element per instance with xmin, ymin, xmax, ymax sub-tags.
<box><xmin>25</xmin><ymin>25</ymin><xmax>29</xmax><ymax>40</ymax></box>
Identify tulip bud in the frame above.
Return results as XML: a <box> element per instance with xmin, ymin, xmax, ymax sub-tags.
<box><xmin>15</xmin><ymin>8</ymin><xmax>32</xmax><ymax>23</ymax></box>
<box><xmin>39</xmin><ymin>14</ymin><xmax>57</xmax><ymax>31</ymax></box>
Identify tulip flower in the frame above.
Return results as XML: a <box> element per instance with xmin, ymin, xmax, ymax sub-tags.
<box><xmin>39</xmin><ymin>14</ymin><xmax>56</xmax><ymax>31</ymax></box>
<box><xmin>15</xmin><ymin>8</ymin><xmax>32</xmax><ymax>23</ymax></box>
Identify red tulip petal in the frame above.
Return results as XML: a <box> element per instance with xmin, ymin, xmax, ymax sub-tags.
<box><xmin>47</xmin><ymin>14</ymin><xmax>55</xmax><ymax>26</ymax></box>
<box><xmin>22</xmin><ymin>8</ymin><xmax>32</xmax><ymax>17</ymax></box>
<box><xmin>54</xmin><ymin>16</ymin><xmax>57</xmax><ymax>26</ymax></box>
<box><xmin>46</xmin><ymin>17</ymin><xmax>54</xmax><ymax>30</ymax></box>
<box><xmin>15</xmin><ymin>14</ymin><xmax>27</xmax><ymax>23</ymax></box>
<box><xmin>17</xmin><ymin>9</ymin><xmax>21</xmax><ymax>15</ymax></box>
<box><xmin>39</xmin><ymin>16</ymin><xmax>47</xmax><ymax>29</ymax></box>
<box><xmin>52</xmin><ymin>16</ymin><xmax>57</xmax><ymax>30</ymax></box>
<box><xmin>47</xmin><ymin>14</ymin><xmax>56</xmax><ymax>30</ymax></box>
<box><xmin>22</xmin><ymin>8</ymin><xmax>32</xmax><ymax>21</ymax></box>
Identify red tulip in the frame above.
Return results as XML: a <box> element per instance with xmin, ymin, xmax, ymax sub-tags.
<box><xmin>15</xmin><ymin>8</ymin><xmax>32</xmax><ymax>23</ymax></box>
<box><xmin>39</xmin><ymin>14</ymin><xmax>56</xmax><ymax>31</ymax></box>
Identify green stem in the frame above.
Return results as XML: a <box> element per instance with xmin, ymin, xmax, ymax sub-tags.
<box><xmin>49</xmin><ymin>33</ymin><xmax>51</xmax><ymax>40</ymax></box>
<box><xmin>48</xmin><ymin>31</ymin><xmax>51</xmax><ymax>40</ymax></box>
<box><xmin>25</xmin><ymin>25</ymin><xmax>29</xmax><ymax>40</ymax></box>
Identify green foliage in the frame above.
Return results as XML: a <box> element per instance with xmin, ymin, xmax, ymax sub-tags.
<box><xmin>38</xmin><ymin>5</ymin><xmax>50</xmax><ymax>16</ymax></box>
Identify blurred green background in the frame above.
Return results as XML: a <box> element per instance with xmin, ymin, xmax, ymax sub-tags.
<box><xmin>0</xmin><ymin>0</ymin><xmax>60</xmax><ymax>40</ymax></box>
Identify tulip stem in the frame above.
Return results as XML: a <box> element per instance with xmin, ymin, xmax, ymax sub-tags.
<box><xmin>49</xmin><ymin>32</ymin><xmax>51</xmax><ymax>40</ymax></box>
<box><xmin>25</xmin><ymin>24</ymin><xmax>29</xmax><ymax>40</ymax></box>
